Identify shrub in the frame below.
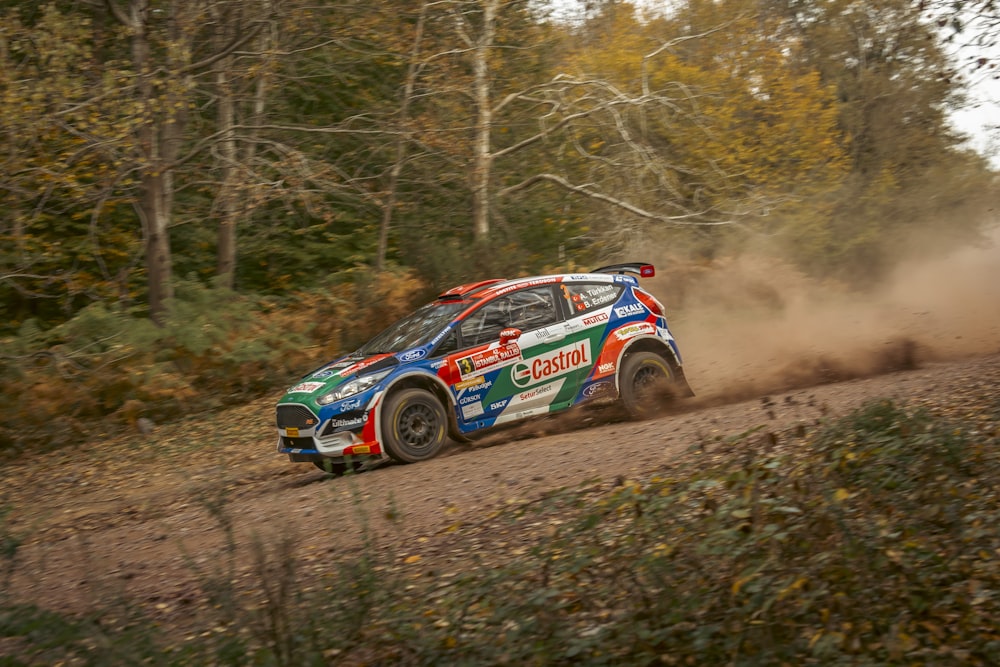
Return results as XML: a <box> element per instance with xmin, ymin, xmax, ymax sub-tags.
<box><xmin>0</xmin><ymin>269</ymin><xmax>426</xmax><ymax>455</ymax></box>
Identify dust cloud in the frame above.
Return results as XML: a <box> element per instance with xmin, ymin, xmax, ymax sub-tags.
<box><xmin>647</xmin><ymin>227</ymin><xmax>1000</xmax><ymax>400</ymax></box>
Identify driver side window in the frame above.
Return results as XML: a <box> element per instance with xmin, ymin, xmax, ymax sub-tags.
<box><xmin>460</xmin><ymin>286</ymin><xmax>559</xmax><ymax>348</ymax></box>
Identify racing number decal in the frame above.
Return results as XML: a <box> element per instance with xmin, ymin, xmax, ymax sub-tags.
<box><xmin>458</xmin><ymin>357</ymin><xmax>475</xmax><ymax>376</ymax></box>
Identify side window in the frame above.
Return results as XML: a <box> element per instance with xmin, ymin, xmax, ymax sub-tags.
<box><xmin>460</xmin><ymin>287</ymin><xmax>559</xmax><ymax>347</ymax></box>
<box><xmin>506</xmin><ymin>288</ymin><xmax>559</xmax><ymax>331</ymax></box>
<box><xmin>563</xmin><ymin>282</ymin><xmax>623</xmax><ymax>315</ymax></box>
<box><xmin>432</xmin><ymin>330</ymin><xmax>459</xmax><ymax>357</ymax></box>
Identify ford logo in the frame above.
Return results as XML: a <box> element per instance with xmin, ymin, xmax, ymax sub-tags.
<box><xmin>399</xmin><ymin>349</ymin><xmax>427</xmax><ymax>362</ymax></box>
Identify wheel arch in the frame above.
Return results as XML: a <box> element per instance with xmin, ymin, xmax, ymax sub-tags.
<box><xmin>619</xmin><ymin>336</ymin><xmax>693</xmax><ymax>396</ymax></box>
<box><xmin>382</xmin><ymin>371</ymin><xmax>453</xmax><ymax>408</ymax></box>
<box><xmin>378</xmin><ymin>371</ymin><xmax>465</xmax><ymax>443</ymax></box>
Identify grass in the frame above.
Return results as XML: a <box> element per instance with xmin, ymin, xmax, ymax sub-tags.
<box><xmin>2</xmin><ymin>398</ymin><xmax>999</xmax><ymax>665</ymax></box>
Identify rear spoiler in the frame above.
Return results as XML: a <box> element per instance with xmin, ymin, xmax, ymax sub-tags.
<box><xmin>590</xmin><ymin>263</ymin><xmax>655</xmax><ymax>277</ymax></box>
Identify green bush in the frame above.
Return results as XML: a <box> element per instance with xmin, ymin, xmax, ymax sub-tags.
<box><xmin>0</xmin><ymin>270</ymin><xmax>426</xmax><ymax>455</ymax></box>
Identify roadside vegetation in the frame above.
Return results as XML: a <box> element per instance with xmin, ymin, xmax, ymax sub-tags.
<box><xmin>3</xmin><ymin>396</ymin><xmax>997</xmax><ymax>665</ymax></box>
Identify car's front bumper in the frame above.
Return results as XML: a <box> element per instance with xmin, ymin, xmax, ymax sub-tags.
<box><xmin>275</xmin><ymin>402</ymin><xmax>384</xmax><ymax>460</ymax></box>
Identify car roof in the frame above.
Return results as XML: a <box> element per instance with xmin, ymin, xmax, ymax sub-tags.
<box><xmin>436</xmin><ymin>264</ymin><xmax>654</xmax><ymax>304</ymax></box>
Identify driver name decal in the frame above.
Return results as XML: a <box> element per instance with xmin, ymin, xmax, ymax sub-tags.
<box><xmin>510</xmin><ymin>340</ymin><xmax>591</xmax><ymax>388</ymax></box>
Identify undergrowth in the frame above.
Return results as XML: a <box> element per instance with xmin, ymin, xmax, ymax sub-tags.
<box><xmin>2</xmin><ymin>399</ymin><xmax>998</xmax><ymax>665</ymax></box>
<box><xmin>0</xmin><ymin>269</ymin><xmax>424</xmax><ymax>455</ymax></box>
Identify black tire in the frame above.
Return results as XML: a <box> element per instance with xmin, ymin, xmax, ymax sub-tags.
<box><xmin>619</xmin><ymin>351</ymin><xmax>676</xmax><ymax>419</ymax></box>
<box><xmin>312</xmin><ymin>459</ymin><xmax>361</xmax><ymax>476</ymax></box>
<box><xmin>381</xmin><ymin>388</ymin><xmax>448</xmax><ymax>463</ymax></box>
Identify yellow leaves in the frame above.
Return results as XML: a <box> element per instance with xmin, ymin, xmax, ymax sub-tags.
<box><xmin>777</xmin><ymin>576</ymin><xmax>808</xmax><ymax>600</ymax></box>
<box><xmin>652</xmin><ymin>542</ymin><xmax>674</xmax><ymax>557</ymax></box>
<box><xmin>403</xmin><ymin>554</ymin><xmax>422</xmax><ymax>564</ymax></box>
<box><xmin>731</xmin><ymin>572</ymin><xmax>758</xmax><ymax>596</ymax></box>
<box><xmin>833</xmin><ymin>488</ymin><xmax>852</xmax><ymax>502</ymax></box>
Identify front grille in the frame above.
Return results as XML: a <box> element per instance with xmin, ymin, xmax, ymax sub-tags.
<box><xmin>276</xmin><ymin>404</ymin><xmax>319</xmax><ymax>429</ymax></box>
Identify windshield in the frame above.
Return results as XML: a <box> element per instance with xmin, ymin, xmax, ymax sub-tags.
<box><xmin>356</xmin><ymin>301</ymin><xmax>468</xmax><ymax>356</ymax></box>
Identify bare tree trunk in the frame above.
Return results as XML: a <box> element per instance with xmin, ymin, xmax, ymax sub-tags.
<box><xmin>471</xmin><ymin>0</ymin><xmax>498</xmax><ymax>241</ymax></box>
<box><xmin>123</xmin><ymin>0</ymin><xmax>175</xmax><ymax>323</ymax></box>
<box><xmin>214</xmin><ymin>0</ymin><xmax>273</xmax><ymax>287</ymax></box>
<box><xmin>214</xmin><ymin>46</ymin><xmax>238</xmax><ymax>286</ymax></box>
<box><xmin>376</xmin><ymin>3</ymin><xmax>429</xmax><ymax>271</ymax></box>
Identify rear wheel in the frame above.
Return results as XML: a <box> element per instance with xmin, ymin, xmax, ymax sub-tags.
<box><xmin>381</xmin><ymin>388</ymin><xmax>447</xmax><ymax>463</ymax></box>
<box><xmin>619</xmin><ymin>352</ymin><xmax>676</xmax><ymax>419</ymax></box>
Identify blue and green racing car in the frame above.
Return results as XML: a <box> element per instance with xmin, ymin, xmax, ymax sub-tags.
<box><xmin>275</xmin><ymin>263</ymin><xmax>693</xmax><ymax>474</ymax></box>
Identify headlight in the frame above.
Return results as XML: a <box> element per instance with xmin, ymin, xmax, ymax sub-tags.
<box><xmin>317</xmin><ymin>369</ymin><xmax>391</xmax><ymax>406</ymax></box>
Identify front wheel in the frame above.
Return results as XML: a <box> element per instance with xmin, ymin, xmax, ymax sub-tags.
<box><xmin>381</xmin><ymin>388</ymin><xmax>448</xmax><ymax>463</ymax></box>
<box><xmin>619</xmin><ymin>352</ymin><xmax>676</xmax><ymax>419</ymax></box>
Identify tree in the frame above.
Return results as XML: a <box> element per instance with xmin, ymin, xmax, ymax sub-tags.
<box><xmin>766</xmin><ymin>0</ymin><xmax>993</xmax><ymax>276</ymax></box>
<box><xmin>0</xmin><ymin>5</ymin><xmax>140</xmax><ymax>329</ymax></box>
<box><xmin>103</xmin><ymin>0</ymin><xmax>275</xmax><ymax>319</ymax></box>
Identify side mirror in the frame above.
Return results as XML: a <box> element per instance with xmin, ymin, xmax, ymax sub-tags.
<box><xmin>499</xmin><ymin>327</ymin><xmax>522</xmax><ymax>346</ymax></box>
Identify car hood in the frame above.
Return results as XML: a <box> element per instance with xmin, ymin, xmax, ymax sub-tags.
<box><xmin>277</xmin><ymin>353</ymin><xmax>401</xmax><ymax>407</ymax></box>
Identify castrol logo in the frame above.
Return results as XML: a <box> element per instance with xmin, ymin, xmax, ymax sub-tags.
<box><xmin>510</xmin><ymin>340</ymin><xmax>591</xmax><ymax>388</ymax></box>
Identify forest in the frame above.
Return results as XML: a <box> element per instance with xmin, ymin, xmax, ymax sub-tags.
<box><xmin>1</xmin><ymin>0</ymin><xmax>998</xmax><ymax>452</ymax></box>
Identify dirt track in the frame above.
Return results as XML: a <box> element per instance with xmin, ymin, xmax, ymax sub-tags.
<box><xmin>3</xmin><ymin>349</ymin><xmax>999</xmax><ymax>634</ymax></box>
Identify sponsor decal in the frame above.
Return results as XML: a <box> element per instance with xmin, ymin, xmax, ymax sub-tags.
<box><xmin>289</xmin><ymin>381</ymin><xmax>325</xmax><ymax>393</ymax></box>
<box><xmin>598</xmin><ymin>361</ymin><xmax>615</xmax><ymax>374</ymax></box>
<box><xmin>510</xmin><ymin>340</ymin><xmax>591</xmax><ymax>388</ymax></box>
<box><xmin>348</xmin><ymin>445</ymin><xmax>371</xmax><ymax>455</ymax></box>
<box><xmin>614</xmin><ymin>303</ymin><xmax>646</xmax><ymax>318</ymax></box>
<box><xmin>455</xmin><ymin>376</ymin><xmax>485</xmax><ymax>390</ymax></box>
<box><xmin>428</xmin><ymin>326</ymin><xmax>452</xmax><ymax>347</ymax></box>
<box><xmin>613</xmin><ymin>274</ymin><xmax>638</xmax><ymax>284</ymax></box>
<box><xmin>339</xmin><ymin>398</ymin><xmax>363</xmax><ymax>412</ymax></box>
<box><xmin>517</xmin><ymin>381</ymin><xmax>556</xmax><ymax>402</ymax></box>
<box><xmin>456</xmin><ymin>343</ymin><xmax>522</xmax><ymax>379</ymax></box>
<box><xmin>340</xmin><ymin>354</ymin><xmax>389</xmax><ymax>377</ymax></box>
<box><xmin>328</xmin><ymin>415</ymin><xmax>368</xmax><ymax>430</ymax></box>
<box><xmin>582</xmin><ymin>312</ymin><xmax>610</xmax><ymax>326</ymax></box>
<box><xmin>461</xmin><ymin>401</ymin><xmax>484</xmax><ymax>420</ymax></box>
<box><xmin>583</xmin><ymin>381</ymin><xmax>612</xmax><ymax>398</ymax></box>
<box><xmin>499</xmin><ymin>327</ymin><xmax>522</xmax><ymax>340</ymax></box>
<box><xmin>614</xmin><ymin>322</ymin><xmax>656</xmax><ymax>341</ymax></box>
<box><xmin>456</xmin><ymin>380</ymin><xmax>493</xmax><ymax>402</ymax></box>
<box><xmin>492</xmin><ymin>276</ymin><xmax>560</xmax><ymax>296</ymax></box>
<box><xmin>489</xmin><ymin>398</ymin><xmax>510</xmax><ymax>411</ymax></box>
<box><xmin>311</xmin><ymin>369</ymin><xmax>338</xmax><ymax>379</ymax></box>
<box><xmin>398</xmin><ymin>348</ymin><xmax>427</xmax><ymax>362</ymax></box>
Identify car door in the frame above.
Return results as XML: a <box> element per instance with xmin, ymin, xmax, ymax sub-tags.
<box><xmin>456</xmin><ymin>283</ymin><xmax>604</xmax><ymax>428</ymax></box>
<box><xmin>445</xmin><ymin>285</ymin><xmax>570</xmax><ymax>429</ymax></box>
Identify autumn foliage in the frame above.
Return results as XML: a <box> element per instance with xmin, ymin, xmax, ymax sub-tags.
<box><xmin>0</xmin><ymin>0</ymin><xmax>996</xmax><ymax>448</ymax></box>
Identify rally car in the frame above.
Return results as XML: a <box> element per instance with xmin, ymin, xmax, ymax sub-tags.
<box><xmin>275</xmin><ymin>263</ymin><xmax>693</xmax><ymax>474</ymax></box>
